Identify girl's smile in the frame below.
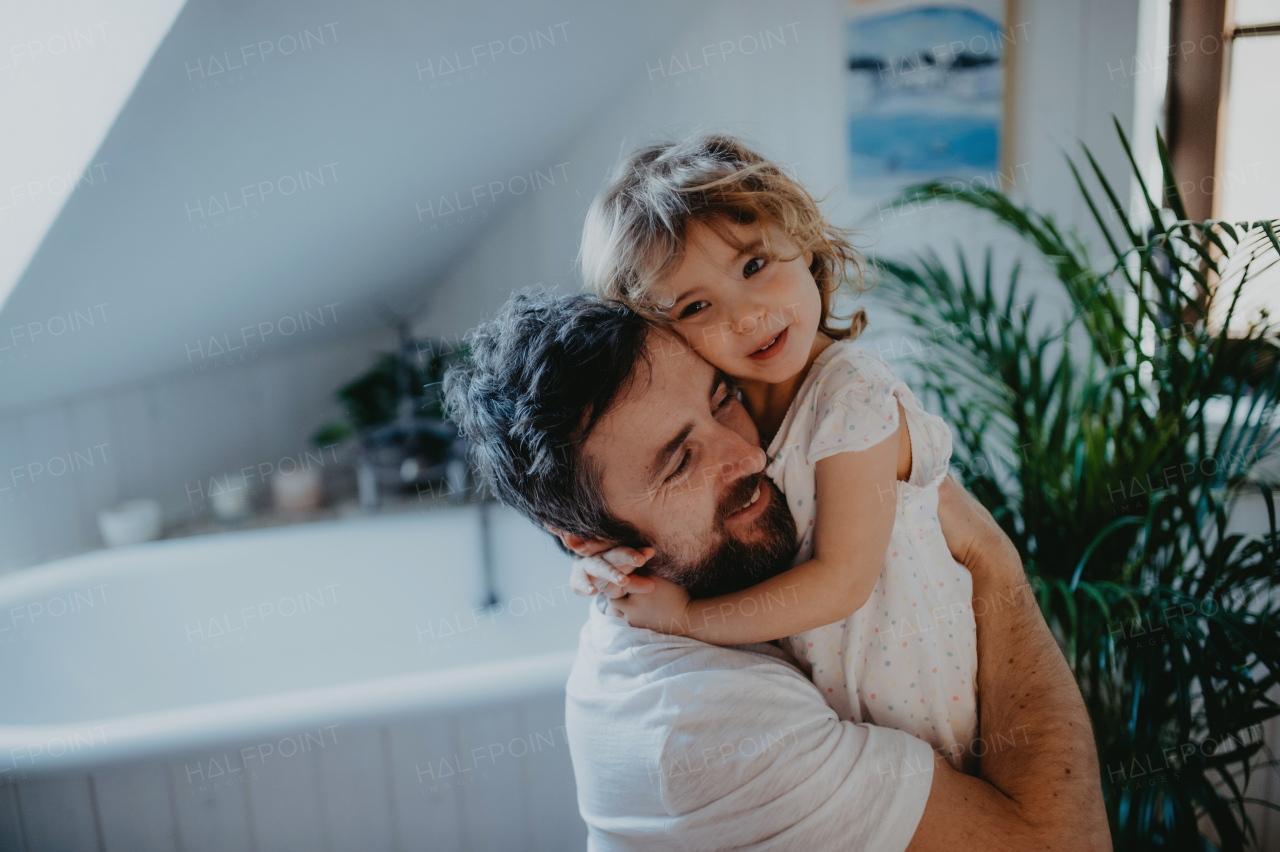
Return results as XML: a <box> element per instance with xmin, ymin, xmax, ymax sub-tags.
<box><xmin>654</xmin><ymin>218</ymin><xmax>823</xmax><ymax>389</ymax></box>
<box><xmin>747</xmin><ymin>326</ymin><xmax>789</xmax><ymax>362</ymax></box>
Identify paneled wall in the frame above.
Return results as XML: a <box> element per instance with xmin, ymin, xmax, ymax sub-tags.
<box><xmin>0</xmin><ymin>689</ymin><xmax>584</xmax><ymax>852</ymax></box>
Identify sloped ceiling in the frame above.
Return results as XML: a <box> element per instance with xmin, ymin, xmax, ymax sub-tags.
<box><xmin>0</xmin><ymin>0</ymin><xmax>186</xmax><ymax>335</ymax></box>
<box><xmin>0</xmin><ymin>0</ymin><xmax>692</xmax><ymax>411</ymax></box>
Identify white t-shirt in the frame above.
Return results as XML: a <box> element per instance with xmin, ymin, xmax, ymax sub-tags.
<box><xmin>765</xmin><ymin>341</ymin><xmax>978</xmax><ymax>769</ymax></box>
<box><xmin>566</xmin><ymin>596</ymin><xmax>937</xmax><ymax>850</ymax></box>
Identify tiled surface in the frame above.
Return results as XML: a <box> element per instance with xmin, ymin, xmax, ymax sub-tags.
<box><xmin>12</xmin><ymin>692</ymin><xmax>584</xmax><ymax>852</ymax></box>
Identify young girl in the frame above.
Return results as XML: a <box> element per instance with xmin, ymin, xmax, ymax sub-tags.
<box><xmin>570</xmin><ymin>134</ymin><xmax>978</xmax><ymax>770</ymax></box>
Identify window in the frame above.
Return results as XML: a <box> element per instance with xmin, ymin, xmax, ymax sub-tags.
<box><xmin>1166</xmin><ymin>0</ymin><xmax>1279</xmax><ymax>332</ymax></box>
<box><xmin>1216</xmin><ymin>1</ymin><xmax>1279</xmax><ymax>331</ymax></box>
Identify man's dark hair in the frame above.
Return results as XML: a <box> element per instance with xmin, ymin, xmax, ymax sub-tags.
<box><xmin>443</xmin><ymin>290</ymin><xmax>653</xmax><ymax>550</ymax></box>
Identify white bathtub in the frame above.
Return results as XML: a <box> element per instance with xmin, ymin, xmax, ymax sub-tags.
<box><xmin>0</xmin><ymin>504</ymin><xmax>588</xmax><ymax>852</ymax></box>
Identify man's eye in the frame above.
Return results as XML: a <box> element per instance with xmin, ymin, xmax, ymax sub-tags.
<box><xmin>743</xmin><ymin>257</ymin><xmax>766</xmax><ymax>277</ymax></box>
<box><xmin>679</xmin><ymin>301</ymin><xmax>709</xmax><ymax>319</ymax></box>
<box><xmin>665</xmin><ymin>451</ymin><xmax>691</xmax><ymax>483</ymax></box>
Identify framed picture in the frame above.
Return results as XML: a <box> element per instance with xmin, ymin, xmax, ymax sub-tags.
<box><xmin>845</xmin><ymin>0</ymin><xmax>1017</xmax><ymax>196</ymax></box>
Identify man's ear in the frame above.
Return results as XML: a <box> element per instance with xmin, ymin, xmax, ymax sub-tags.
<box><xmin>546</xmin><ymin>526</ymin><xmax>614</xmax><ymax>558</ymax></box>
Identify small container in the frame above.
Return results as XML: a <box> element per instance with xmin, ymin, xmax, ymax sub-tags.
<box><xmin>272</xmin><ymin>466</ymin><xmax>323</xmax><ymax>512</ymax></box>
<box><xmin>210</xmin><ymin>480</ymin><xmax>252</xmax><ymax>521</ymax></box>
<box><xmin>98</xmin><ymin>499</ymin><xmax>163</xmax><ymax>547</ymax></box>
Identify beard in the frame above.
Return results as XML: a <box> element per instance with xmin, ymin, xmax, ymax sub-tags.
<box><xmin>643</xmin><ymin>473</ymin><xmax>798</xmax><ymax>599</ymax></box>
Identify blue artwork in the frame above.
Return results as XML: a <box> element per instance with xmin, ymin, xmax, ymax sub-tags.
<box><xmin>846</xmin><ymin>4</ymin><xmax>1005</xmax><ymax>193</ymax></box>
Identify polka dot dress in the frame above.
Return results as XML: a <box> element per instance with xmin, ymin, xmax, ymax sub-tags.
<box><xmin>764</xmin><ymin>343</ymin><xmax>978</xmax><ymax>771</ymax></box>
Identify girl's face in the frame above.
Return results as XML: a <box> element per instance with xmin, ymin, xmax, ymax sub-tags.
<box><xmin>652</xmin><ymin>218</ymin><xmax>824</xmax><ymax>385</ymax></box>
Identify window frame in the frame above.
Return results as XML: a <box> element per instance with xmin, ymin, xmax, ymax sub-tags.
<box><xmin>1165</xmin><ymin>0</ymin><xmax>1280</xmax><ymax>219</ymax></box>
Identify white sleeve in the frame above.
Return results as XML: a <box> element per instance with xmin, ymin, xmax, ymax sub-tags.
<box><xmin>807</xmin><ymin>347</ymin><xmax>908</xmax><ymax>465</ymax></box>
<box><xmin>655</xmin><ymin>663</ymin><xmax>936</xmax><ymax>851</ymax></box>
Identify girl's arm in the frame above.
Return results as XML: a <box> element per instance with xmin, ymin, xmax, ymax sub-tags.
<box><xmin>617</xmin><ymin>402</ymin><xmax>908</xmax><ymax>644</ymax></box>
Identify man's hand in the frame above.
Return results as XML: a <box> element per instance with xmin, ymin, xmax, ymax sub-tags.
<box><xmin>936</xmin><ymin>475</ymin><xmax>1021</xmax><ymax>582</ymax></box>
<box><xmin>907</xmin><ymin>475</ymin><xmax>1112</xmax><ymax>851</ymax></box>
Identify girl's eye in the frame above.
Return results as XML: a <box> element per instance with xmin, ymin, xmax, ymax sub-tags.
<box><xmin>679</xmin><ymin>300</ymin><xmax>709</xmax><ymax>319</ymax></box>
<box><xmin>743</xmin><ymin>257</ymin><xmax>766</xmax><ymax>277</ymax></box>
<box><xmin>665</xmin><ymin>451</ymin><xmax>692</xmax><ymax>484</ymax></box>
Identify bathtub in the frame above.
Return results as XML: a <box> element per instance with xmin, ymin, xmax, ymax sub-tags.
<box><xmin>0</xmin><ymin>503</ymin><xmax>588</xmax><ymax>852</ymax></box>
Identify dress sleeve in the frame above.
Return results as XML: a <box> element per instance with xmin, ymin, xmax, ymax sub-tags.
<box><xmin>806</xmin><ymin>347</ymin><xmax>907</xmax><ymax>465</ymax></box>
<box><xmin>656</xmin><ymin>663</ymin><xmax>935</xmax><ymax>851</ymax></box>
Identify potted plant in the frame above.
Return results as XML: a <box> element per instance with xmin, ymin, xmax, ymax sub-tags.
<box><xmin>874</xmin><ymin>123</ymin><xmax>1280</xmax><ymax>850</ymax></box>
<box><xmin>314</xmin><ymin>324</ymin><xmax>470</xmax><ymax>506</ymax></box>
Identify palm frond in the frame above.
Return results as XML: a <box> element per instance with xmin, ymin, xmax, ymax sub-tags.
<box><xmin>876</xmin><ymin>126</ymin><xmax>1280</xmax><ymax>850</ymax></box>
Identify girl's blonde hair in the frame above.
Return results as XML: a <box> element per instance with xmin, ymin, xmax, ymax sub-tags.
<box><xmin>580</xmin><ymin>133</ymin><xmax>869</xmax><ymax>340</ymax></box>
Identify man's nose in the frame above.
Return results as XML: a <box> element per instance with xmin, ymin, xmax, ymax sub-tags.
<box><xmin>712</xmin><ymin>430</ymin><xmax>766</xmax><ymax>484</ymax></box>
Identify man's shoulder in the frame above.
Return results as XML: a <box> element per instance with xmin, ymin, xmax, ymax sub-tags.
<box><xmin>568</xmin><ymin>601</ymin><xmax>807</xmax><ymax>701</ymax></box>
<box><xmin>566</xmin><ymin>602</ymin><xmax>831</xmax><ymax>742</ymax></box>
<box><xmin>565</xmin><ymin>604</ymin><xmax>937</xmax><ymax>851</ymax></box>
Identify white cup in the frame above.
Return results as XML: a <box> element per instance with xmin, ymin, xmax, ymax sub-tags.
<box><xmin>98</xmin><ymin>499</ymin><xmax>163</xmax><ymax>547</ymax></box>
<box><xmin>210</xmin><ymin>481</ymin><xmax>252</xmax><ymax>520</ymax></box>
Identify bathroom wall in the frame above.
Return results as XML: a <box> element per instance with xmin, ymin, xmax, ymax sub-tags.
<box><xmin>413</xmin><ymin>0</ymin><xmax>1160</xmax><ymax>346</ymax></box>
<box><xmin>0</xmin><ymin>327</ymin><xmax>395</xmax><ymax>574</ymax></box>
<box><xmin>0</xmin><ymin>0</ymin><xmax>1163</xmax><ymax>575</ymax></box>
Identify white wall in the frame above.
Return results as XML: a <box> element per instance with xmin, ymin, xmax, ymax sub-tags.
<box><xmin>0</xmin><ymin>329</ymin><xmax>394</xmax><ymax>573</ymax></box>
<box><xmin>0</xmin><ymin>0</ymin><xmax>1159</xmax><ymax>576</ymax></box>
<box><xmin>415</xmin><ymin>0</ymin><xmax>1155</xmax><ymax>349</ymax></box>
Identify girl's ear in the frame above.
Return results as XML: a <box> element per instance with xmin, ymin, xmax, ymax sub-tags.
<box><xmin>805</xmin><ymin>248</ymin><xmax>816</xmax><ymax>270</ymax></box>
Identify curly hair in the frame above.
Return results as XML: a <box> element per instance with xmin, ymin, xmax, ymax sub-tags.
<box><xmin>579</xmin><ymin>132</ymin><xmax>869</xmax><ymax>340</ymax></box>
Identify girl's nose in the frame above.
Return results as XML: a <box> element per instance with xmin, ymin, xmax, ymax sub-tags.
<box><xmin>735</xmin><ymin>303</ymin><xmax>769</xmax><ymax>336</ymax></box>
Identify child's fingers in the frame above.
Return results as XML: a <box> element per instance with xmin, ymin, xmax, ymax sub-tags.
<box><xmin>621</xmin><ymin>574</ymin><xmax>657</xmax><ymax>594</ymax></box>
<box><xmin>571</xmin><ymin>549</ymin><xmax>658</xmax><ymax>600</ymax></box>
<box><xmin>569</xmin><ymin>562</ymin><xmax>597</xmax><ymax>596</ymax></box>
<box><xmin>578</xmin><ymin>554</ymin><xmax>634</xmax><ymax>586</ymax></box>
<box><xmin>599</xmin><ymin>546</ymin><xmax>655</xmax><ymax>572</ymax></box>
<box><xmin>600</xmin><ymin>580</ymin><xmax>631</xmax><ymax>600</ymax></box>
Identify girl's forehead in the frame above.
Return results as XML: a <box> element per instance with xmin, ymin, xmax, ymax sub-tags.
<box><xmin>683</xmin><ymin>219</ymin><xmax>762</xmax><ymax>263</ymax></box>
<box><xmin>646</xmin><ymin>218</ymin><xmax>782</xmax><ymax>299</ymax></box>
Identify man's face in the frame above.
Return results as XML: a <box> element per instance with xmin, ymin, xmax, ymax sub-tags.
<box><xmin>581</xmin><ymin>330</ymin><xmax>797</xmax><ymax>597</ymax></box>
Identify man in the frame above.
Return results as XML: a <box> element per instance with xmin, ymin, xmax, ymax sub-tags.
<box><xmin>445</xmin><ymin>290</ymin><xmax>1110</xmax><ymax>850</ymax></box>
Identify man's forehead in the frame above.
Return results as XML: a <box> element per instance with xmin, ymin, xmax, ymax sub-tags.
<box><xmin>631</xmin><ymin>329</ymin><xmax>707</xmax><ymax>405</ymax></box>
<box><xmin>584</xmin><ymin>330</ymin><xmax>708</xmax><ymax>454</ymax></box>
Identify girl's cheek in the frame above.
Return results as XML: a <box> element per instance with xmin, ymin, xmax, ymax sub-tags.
<box><xmin>681</xmin><ymin>323</ymin><xmax>735</xmax><ymax>370</ymax></box>
<box><xmin>705</xmin><ymin>337</ymin><xmax>744</xmax><ymax>375</ymax></box>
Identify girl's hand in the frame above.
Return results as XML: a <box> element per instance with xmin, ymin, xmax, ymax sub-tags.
<box><xmin>569</xmin><ymin>545</ymin><xmax>656</xmax><ymax>596</ymax></box>
<box><xmin>613</xmin><ymin>575</ymin><xmax>693</xmax><ymax>636</ymax></box>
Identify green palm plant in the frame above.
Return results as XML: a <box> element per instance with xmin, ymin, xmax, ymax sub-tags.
<box><xmin>873</xmin><ymin>122</ymin><xmax>1280</xmax><ymax>850</ymax></box>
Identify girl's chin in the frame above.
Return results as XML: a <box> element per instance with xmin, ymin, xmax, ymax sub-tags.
<box><xmin>737</xmin><ymin>360</ymin><xmax>793</xmax><ymax>383</ymax></box>
<box><xmin>738</xmin><ymin>357</ymin><xmax>803</xmax><ymax>384</ymax></box>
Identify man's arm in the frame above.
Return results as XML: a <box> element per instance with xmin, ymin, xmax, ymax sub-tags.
<box><xmin>906</xmin><ymin>477</ymin><xmax>1111</xmax><ymax>851</ymax></box>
